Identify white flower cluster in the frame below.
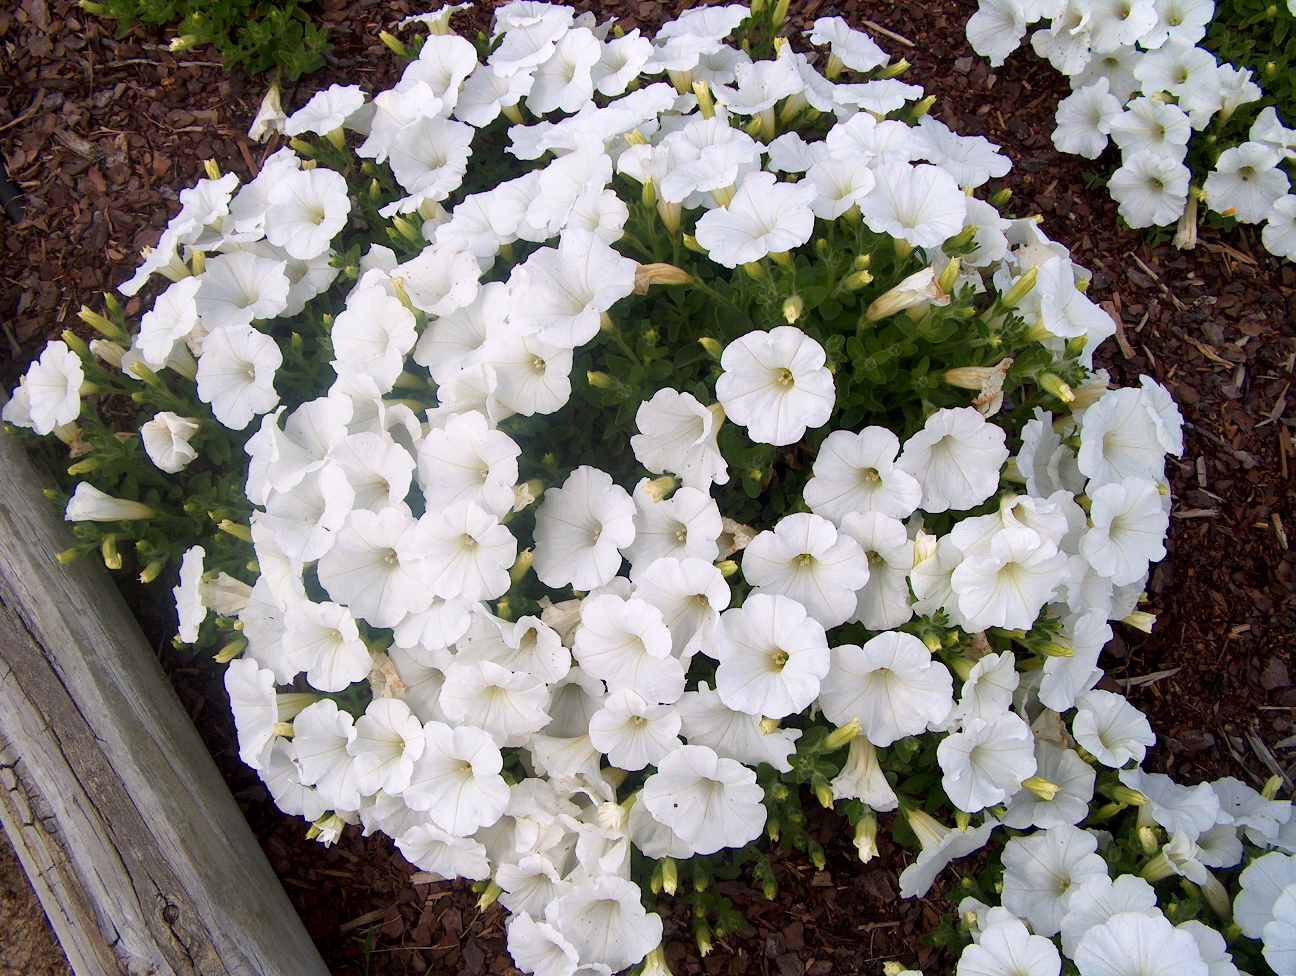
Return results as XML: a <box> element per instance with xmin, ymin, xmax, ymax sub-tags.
<box><xmin>8</xmin><ymin>3</ymin><xmax>1290</xmax><ymax>975</ymax></box>
<box><xmin>965</xmin><ymin>0</ymin><xmax>1296</xmax><ymax>258</ymax></box>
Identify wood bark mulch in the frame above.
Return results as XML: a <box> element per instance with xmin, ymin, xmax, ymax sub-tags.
<box><xmin>2</xmin><ymin>1</ymin><xmax>1295</xmax><ymax>974</ymax></box>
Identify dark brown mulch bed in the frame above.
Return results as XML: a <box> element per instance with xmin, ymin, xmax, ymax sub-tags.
<box><xmin>2</xmin><ymin>1</ymin><xmax>1295</xmax><ymax>974</ymax></box>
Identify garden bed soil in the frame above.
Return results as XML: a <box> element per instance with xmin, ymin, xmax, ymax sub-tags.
<box><xmin>2</xmin><ymin>0</ymin><xmax>1295</xmax><ymax>974</ymax></box>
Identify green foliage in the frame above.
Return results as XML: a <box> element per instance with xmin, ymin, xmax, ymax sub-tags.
<box><xmin>1205</xmin><ymin>0</ymin><xmax>1296</xmax><ymax>134</ymax></box>
<box><xmin>81</xmin><ymin>0</ymin><xmax>329</xmax><ymax>79</ymax></box>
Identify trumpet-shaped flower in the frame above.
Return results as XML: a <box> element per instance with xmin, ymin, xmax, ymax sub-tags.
<box><xmin>715</xmin><ymin>326</ymin><xmax>835</xmax><ymax>447</ymax></box>
<box><xmin>714</xmin><ymin>593</ymin><xmax>829</xmax><ymax>718</ymax></box>
<box><xmin>633</xmin><ymin>557</ymin><xmax>730</xmax><ymax>662</ymax></box>
<box><xmin>694</xmin><ymin>171</ymin><xmax>816</xmax><ymax>268</ymax></box>
<box><xmin>1074</xmin><ymin>912</ymin><xmax>1208</xmax><ymax>976</ymax></box>
<box><xmin>284</xmin><ymin>84</ymin><xmax>365</xmax><ymax>137</ymax></box>
<box><xmin>841</xmin><ymin>511</ymin><xmax>915</xmax><ymax>630</ymax></box>
<box><xmin>587</xmin><ymin>689</ymin><xmax>681</xmax><ymax>770</ymax></box>
<box><xmin>259</xmin><ymin>462</ymin><xmax>354</xmax><ymax>563</ymax></box>
<box><xmin>1077</xmin><ymin>388</ymin><xmax>1166</xmax><ymax>488</ymax></box>
<box><xmin>966</xmin><ymin>0</ymin><xmax>1027</xmax><ymax>67</ymax></box>
<box><xmin>397</xmin><ymin>824</ymin><xmax>490</xmax><ymax>880</ymax></box>
<box><xmin>282</xmin><ymin>599</ymin><xmax>372</xmax><ymax>693</ymax></box>
<box><xmin>1107</xmin><ymin>150</ymin><xmax>1190</xmax><ymax>228</ymax></box>
<box><xmin>327</xmin><ymin>431</ymin><xmax>415</xmax><ymax>513</ymax></box>
<box><xmin>898</xmin><ymin>810</ymin><xmax>1000</xmax><ymax>898</ymax></box>
<box><xmin>1205</xmin><ymin>142</ymin><xmax>1291</xmax><ymax>224</ymax></box>
<box><xmin>507</xmin><ymin>912</ymin><xmax>580</xmax><ymax>976</ymax></box>
<box><xmin>404</xmin><ymin>721</ymin><xmax>510</xmax><ymax>836</ymax></box>
<box><xmin>137</xmin><ymin>277</ymin><xmax>203</xmax><ymax>367</ymax></box>
<box><xmin>640</xmin><ymin>744</ymin><xmax>766</xmax><ymax>855</ymax></box>
<box><xmin>412</xmin><ymin>281</ymin><xmax>510</xmax><ymax>384</ymax></box>
<box><xmin>173</xmin><ymin>545</ymin><xmax>208</xmax><ymax>643</ymax></box>
<box><xmin>1003</xmin><ymin>742</ymin><xmax>1096</xmax><ymax>831</ymax></box>
<box><xmin>438</xmin><ymin>660</ymin><xmax>550</xmax><ymax>747</ymax></box>
<box><xmin>1081</xmin><ymin>478</ymin><xmax>1169</xmax><ymax>586</ymax></box>
<box><xmin>1236</xmin><ymin>852</ymin><xmax>1296</xmax><ymax>938</ymax></box>
<box><xmin>479</xmin><ymin>330</ymin><xmax>573</xmax><ymax>417</ymax></box>
<box><xmin>897</xmin><ymin>407</ymin><xmax>1008</xmax><ymax>514</ymax></box>
<box><xmin>413</xmin><ymin>500</ymin><xmax>517</xmax><ymax>603</ymax></box>
<box><xmin>1072</xmin><ymin>690</ymin><xmax>1155</xmax><ymax>767</ymax></box>
<box><xmin>630</xmin><ymin>389</ymin><xmax>729</xmax><ymax>490</ymax></box>
<box><xmin>1059</xmin><ymin>875</ymin><xmax>1160</xmax><ymax>960</ymax></box>
<box><xmin>546</xmin><ymin>877</ymin><xmax>663</xmax><ymax>973</ymax></box>
<box><xmin>859</xmin><ymin>162</ymin><xmax>968</xmax><ymax>249</ymax></box>
<box><xmin>939</xmin><ymin>712</ymin><xmax>1037</xmax><ymax>812</ymax></box>
<box><xmin>914</xmin><ymin>117</ymin><xmax>1012</xmax><ymax>189</ymax></box>
<box><xmin>624</xmin><ymin>483</ymin><xmax>721</xmax><ymax>575</ymax></box>
<box><xmin>533</xmin><ymin>467</ymin><xmax>635</xmax><ymax>591</ymax></box>
<box><xmin>418</xmin><ymin>409</ymin><xmax>520</xmax><ymax>519</ymax></box>
<box><xmin>804</xmin><ymin>427</ymin><xmax>923</xmax><ymax>524</ymax></box>
<box><xmin>957</xmin><ymin>917</ymin><xmax>1062</xmax><ymax>976</ymax></box>
<box><xmin>385</xmin><ymin>117</ymin><xmax>474</xmax><ymax>205</ymax></box>
<box><xmin>293</xmin><ymin>698</ymin><xmax>363</xmax><ymax>812</ymax></box>
<box><xmin>1002</xmin><ymin>824</ymin><xmax>1110</xmax><ymax>937</ymax></box>
<box><xmin>508</xmin><ymin>230</ymin><xmax>637</xmax><ymax>349</ymax></box>
<box><xmin>316</xmin><ymin>507</ymin><xmax>432</xmax><ymax>629</ymax></box>
<box><xmin>741</xmin><ymin>512</ymin><xmax>869</xmax><ymax>629</ymax></box>
<box><xmin>819</xmin><ymin>632</ymin><xmax>954</xmax><ymax>746</ymax></box>
<box><xmin>1117</xmin><ymin>769</ymin><xmax>1219</xmax><ymax>839</ymax></box>
<box><xmin>196</xmin><ymin>324</ymin><xmax>282</xmax><ymax>431</ymax></box>
<box><xmin>830</xmin><ymin>735</ymin><xmax>898</xmax><ymax>810</ymax></box>
<box><xmin>195</xmin><ymin>251</ymin><xmax>291</xmax><ymax>331</ymax></box>
<box><xmin>951</xmin><ymin>527</ymin><xmax>1071</xmax><ymax>632</ymax></box>
<box><xmin>349</xmin><ymin>697</ymin><xmax>426</xmax><ymax>796</ymax></box>
<box><xmin>1053</xmin><ymin>80</ymin><xmax>1122</xmax><ymax>160</ymax></box>
<box><xmin>265</xmin><ymin>168</ymin><xmax>352</xmax><ymax>260</ymax></box>
<box><xmin>573</xmin><ymin>594</ymin><xmax>684</xmax><ymax>704</ymax></box>
<box><xmin>141</xmin><ymin>411</ymin><xmax>200</xmax><ymax>474</ymax></box>
<box><xmin>807</xmin><ymin>16</ymin><xmax>889</xmax><ymax>72</ymax></box>
<box><xmin>225</xmin><ymin>658</ymin><xmax>280</xmax><ymax>770</ymax></box>
<box><xmin>676</xmin><ymin>682</ymin><xmax>800</xmax><ymax>772</ymax></box>
<box><xmin>1108</xmin><ymin>97</ymin><xmax>1191</xmax><ymax>161</ymax></box>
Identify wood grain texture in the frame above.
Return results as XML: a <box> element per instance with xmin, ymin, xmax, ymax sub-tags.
<box><xmin>0</xmin><ymin>429</ymin><xmax>329</xmax><ymax>976</ymax></box>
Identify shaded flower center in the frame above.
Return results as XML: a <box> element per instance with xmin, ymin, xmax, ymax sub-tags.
<box><xmin>776</xmin><ymin>367</ymin><xmax>795</xmax><ymax>386</ymax></box>
<box><xmin>797</xmin><ymin>552</ymin><xmax>815</xmax><ymax>567</ymax></box>
<box><xmin>770</xmin><ymin>647</ymin><xmax>789</xmax><ymax>668</ymax></box>
<box><xmin>859</xmin><ymin>466</ymin><xmax>882</xmax><ymax>484</ymax></box>
<box><xmin>382</xmin><ymin>548</ymin><xmax>399</xmax><ymax>566</ymax></box>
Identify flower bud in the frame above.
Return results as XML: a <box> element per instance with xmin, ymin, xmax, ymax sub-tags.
<box><xmin>189</xmin><ymin>249</ymin><xmax>206</xmax><ymax>275</ymax></box>
<box><xmin>698</xmin><ymin>336</ymin><xmax>723</xmax><ymax>359</ymax></box>
<box><xmin>101</xmin><ymin>535</ymin><xmax>122</xmax><ymax>570</ymax></box>
<box><xmin>759</xmin><ymin>717</ymin><xmax>780</xmax><ymax>734</ymax></box>
<box><xmin>1264</xmin><ymin>774</ymin><xmax>1283</xmax><ymax>801</ymax></box>
<box><xmin>715</xmin><ymin>559</ymin><xmax>739</xmax><ymax>577</ymax></box>
<box><xmin>1138</xmin><ymin>826</ymin><xmax>1161</xmax><ymax>856</ymax></box>
<box><xmin>510</xmin><ymin>548</ymin><xmax>534</xmax><ymax>582</ymax></box>
<box><xmin>909</xmin><ymin>95</ymin><xmax>937</xmax><ymax>122</ymax></box>
<box><xmin>77</xmin><ymin>305</ymin><xmax>126</xmax><ymax>341</ymax></box>
<box><xmin>842</xmin><ymin>269</ymin><xmax>874</xmax><ymax>290</ymax></box>
<box><xmin>476</xmin><ymin>881</ymin><xmax>502</xmax><ymax>910</ymax></box>
<box><xmin>661</xmin><ymin>857</ymin><xmax>678</xmax><ymax>896</ymax></box>
<box><xmin>378</xmin><ymin>30</ymin><xmax>412</xmax><ymax>58</ymax></box>
<box><xmin>853</xmin><ymin>814</ymin><xmax>879</xmax><ymax>863</ymax></box>
<box><xmin>215</xmin><ymin>635</ymin><xmax>248</xmax><ymax>662</ymax></box>
<box><xmin>391</xmin><ymin>214</ymin><xmax>422</xmax><ymax>243</ymax></box>
<box><xmin>782</xmin><ymin>295</ymin><xmax>804</xmax><ymax>324</ymax></box>
<box><xmin>1038</xmin><ymin>373</ymin><xmax>1075</xmax><ymax>403</ymax></box>
<box><xmin>823</xmin><ymin>717</ymin><xmax>863</xmax><ymax>752</ymax></box>
<box><xmin>1021</xmin><ymin>775</ymin><xmax>1060</xmax><ymax>802</ymax></box>
<box><xmin>813</xmin><ymin>775</ymin><xmax>835</xmax><ymax>809</ymax></box>
<box><xmin>937</xmin><ymin>256</ymin><xmax>962</xmax><ymax>293</ymax></box>
<box><xmin>65</xmin><ymin>484</ymin><xmax>155</xmax><ymax>522</ymax></box>
<box><xmin>878</xmin><ymin>58</ymin><xmax>911</xmax><ymax>78</ymax></box>
<box><xmin>634</xmin><ymin>262</ymin><xmax>694</xmax><ymax>294</ymax></box>
<box><xmin>66</xmin><ymin>457</ymin><xmax>103</xmax><ymax>476</ymax></box>
<box><xmin>139</xmin><ymin>559</ymin><xmax>165</xmax><ymax>584</ymax></box>
<box><xmin>586</xmin><ymin>370</ymin><xmax>614</xmax><ymax>389</ymax></box>
<box><xmin>218</xmin><ymin>519</ymin><xmax>254</xmax><ymax>543</ymax></box>
<box><xmin>1037</xmin><ymin>641</ymin><xmax>1074</xmax><ymax>658</ymax></box>
<box><xmin>692</xmin><ymin>79</ymin><xmax>715</xmax><ymax>118</ymax></box>
<box><xmin>88</xmin><ymin>339</ymin><xmax>127</xmax><ymax>368</ymax></box>
<box><xmin>1121</xmin><ymin>611</ymin><xmax>1156</xmax><ymax>633</ymax></box>
<box><xmin>999</xmin><ymin>264</ymin><xmax>1039</xmax><ymax>309</ymax></box>
<box><xmin>989</xmin><ymin>188</ymin><xmax>1013</xmax><ymax>209</ymax></box>
<box><xmin>865</xmin><ymin>267</ymin><xmax>949</xmax><ymax>321</ymax></box>
<box><xmin>640</xmin><ymin>475</ymin><xmax>679</xmax><ymax>502</ymax></box>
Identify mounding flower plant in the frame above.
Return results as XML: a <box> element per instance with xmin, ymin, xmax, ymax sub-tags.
<box><xmin>6</xmin><ymin>2</ymin><xmax>1295</xmax><ymax>974</ymax></box>
<box><xmin>964</xmin><ymin>0</ymin><xmax>1296</xmax><ymax>259</ymax></box>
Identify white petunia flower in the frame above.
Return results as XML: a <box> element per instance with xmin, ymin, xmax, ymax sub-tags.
<box><xmin>741</xmin><ymin>512</ymin><xmax>869</xmax><ymax>629</ymax></box>
<box><xmin>413</xmin><ymin>500</ymin><xmax>516</xmax><ymax>603</ymax></box>
<box><xmin>438</xmin><ymin>660</ymin><xmax>550</xmax><ymax>747</ymax></box>
<box><xmin>173</xmin><ymin>545</ymin><xmax>208</xmax><ymax>644</ymax></box>
<box><xmin>957</xmin><ymin>917</ymin><xmax>1062</xmax><ymax>976</ymax></box>
<box><xmin>898</xmin><ymin>407</ymin><xmax>1008</xmax><ymax>514</ymax></box>
<box><xmin>952</xmin><ymin>527</ymin><xmax>1071</xmax><ymax>632</ymax></box>
<box><xmin>225</xmin><ymin>658</ymin><xmax>283</xmax><ymax>770</ymax></box>
<box><xmin>804</xmin><ymin>427</ymin><xmax>923</xmax><ymax>524</ymax></box>
<box><xmin>508</xmin><ymin>229</ymin><xmax>637</xmax><ymax>349</ymax></box>
<box><xmin>1073</xmin><ymin>690</ymin><xmax>1155</xmax><ymax>767</ymax></box>
<box><xmin>1212</xmin><ymin>777</ymin><xmax>1293</xmax><ymax>845</ymax></box>
<box><xmin>825</xmin><ymin>114</ymin><xmax>923</xmax><ymax>168</ymax></box>
<box><xmin>1074</xmin><ymin>912</ymin><xmax>1208</xmax><ymax>976</ymax></box>
<box><xmin>533</xmin><ymin>466</ymin><xmax>635</xmax><ymax>591</ymax></box>
<box><xmin>327</xmin><ymin>431</ymin><xmax>415</xmax><ymax>513</ymax></box>
<box><xmin>1181</xmin><ymin>920</ymin><xmax>1241</xmax><ymax>976</ymax></box>
<box><xmin>640</xmin><ymin>744</ymin><xmax>766</xmax><ymax>855</ymax></box>
<box><xmin>715</xmin><ymin>593</ymin><xmax>830</xmax><ymax>718</ymax></box>
<box><xmin>715</xmin><ymin>326</ymin><xmax>835</xmax><ymax>447</ymax></box>
<box><xmin>573</xmin><ymin>594</ymin><xmax>684</xmax><ymax>704</ymax></box>
<box><xmin>141</xmin><ymin>411</ymin><xmax>200</xmax><ymax>474</ymax></box>
<box><xmin>293</xmin><ymin>698</ymin><xmax>362</xmax><ymax>811</ymax></box>
<box><xmin>807</xmin><ymin>16</ymin><xmax>889</xmax><ymax>73</ymax></box>
<box><xmin>676</xmin><ymin>681</ymin><xmax>801</xmax><ymax>773</ymax></box>
<box><xmin>1078</xmin><ymin>387</ymin><xmax>1166</xmax><ymax>488</ymax></box>
<box><xmin>1118</xmin><ymin>768</ymin><xmax>1219</xmax><ymax>839</ymax></box>
<box><xmin>394</xmin><ymin>242</ymin><xmax>480</xmax><ymax>316</ymax></box>
<box><xmin>859</xmin><ymin>162</ymin><xmax>968</xmax><ymax>249</ymax></box>
<box><xmin>840</xmin><ymin>511</ymin><xmax>915</xmax><ymax>630</ymax></box>
<box><xmin>1059</xmin><ymin>874</ymin><xmax>1160</xmax><ymax>960</ymax></box>
<box><xmin>316</xmin><ymin>507</ymin><xmax>432</xmax><ymax>629</ymax></box>
<box><xmin>137</xmin><ymin>276</ymin><xmax>203</xmax><ymax>367</ymax></box>
<box><xmin>695</xmin><ymin>171</ymin><xmax>816</xmax><ymax>268</ymax></box>
<box><xmin>630</xmin><ymin>389</ymin><xmax>729</xmax><ymax>490</ymax></box>
<box><xmin>195</xmin><ymin>251</ymin><xmax>291</xmax><ymax>331</ymax></box>
<box><xmin>914</xmin><ymin>117</ymin><xmax>1012</xmax><ymax>189</ymax></box>
<box><xmin>587</xmin><ymin>688</ymin><xmax>681</xmax><ymax>770</ymax></box>
<box><xmin>349</xmin><ymin>698</ymin><xmax>425</xmax><ymax>796</ymax></box>
<box><xmin>284</xmin><ymin>84</ymin><xmax>366</xmax><ymax>137</ymax></box>
<box><xmin>196</xmin><ymin>324</ymin><xmax>282</xmax><ymax>431</ymax></box>
<box><xmin>412</xmin><ymin>281</ymin><xmax>509</xmax><ymax>384</ymax></box>
<box><xmin>1002</xmin><ymin>824</ymin><xmax>1109</xmax><ymax>937</ymax></box>
<box><xmin>1053</xmin><ymin>79</ymin><xmax>1123</xmax><ymax>159</ymax></box>
<box><xmin>22</xmin><ymin>341</ymin><xmax>83</xmax><ymax>436</ymax></box>
<box><xmin>417</xmin><ymin>409</ymin><xmax>520</xmax><ymax>520</ymax></box>
<box><xmin>1205</xmin><ymin>142</ymin><xmax>1291</xmax><ymax>224</ymax></box>
<box><xmin>939</xmin><ymin>712</ymin><xmax>1037</xmax><ymax>813</ymax></box>
<box><xmin>259</xmin><ymin>461</ymin><xmax>354</xmax><ymax>563</ymax></box>
<box><xmin>1107</xmin><ymin>150</ymin><xmax>1191</xmax><ymax>228</ymax></box>
<box><xmin>397</xmin><ymin>824</ymin><xmax>490</xmax><ymax>881</ymax></box>
<box><xmin>1109</xmin><ymin>97</ymin><xmax>1191</xmax><ymax>162</ymax></box>
<box><xmin>819</xmin><ymin>632</ymin><xmax>954</xmax><ymax>746</ymax></box>
<box><xmin>634</xmin><ymin>556</ymin><xmax>730</xmax><ymax>663</ymax></box>
<box><xmin>282</xmin><ymin>599</ymin><xmax>371</xmax><ymax>693</ymax></box>
<box><xmin>507</xmin><ymin>912</ymin><xmax>580</xmax><ymax>976</ymax></box>
<box><xmin>966</xmin><ymin>0</ymin><xmax>1028</xmax><ymax>67</ymax></box>
<box><xmin>404</xmin><ymin>721</ymin><xmax>510</xmax><ymax>836</ymax></box>
<box><xmin>624</xmin><ymin>482</ymin><xmax>721</xmax><ymax>575</ymax></box>
<box><xmin>1081</xmin><ymin>478</ymin><xmax>1169</xmax><ymax>586</ymax></box>
<box><xmin>898</xmin><ymin>808</ymin><xmax>999</xmax><ymax>899</ymax></box>
<box><xmin>479</xmin><ymin>330</ymin><xmax>573</xmax><ymax>417</ymax></box>
<box><xmin>265</xmin><ymin>168</ymin><xmax>352</xmax><ymax>260</ymax></box>
<box><xmin>546</xmin><ymin>877</ymin><xmax>663</xmax><ymax>974</ymax></box>
<box><xmin>805</xmin><ymin>156</ymin><xmax>877</xmax><ymax>219</ymax></box>
<box><xmin>830</xmin><ymin>734</ymin><xmax>898</xmax><ymax>811</ymax></box>
<box><xmin>1003</xmin><ymin>741</ymin><xmax>1096</xmax><ymax>831</ymax></box>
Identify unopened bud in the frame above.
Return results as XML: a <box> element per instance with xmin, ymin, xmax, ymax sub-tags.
<box><xmin>1021</xmin><ymin>776</ymin><xmax>1059</xmax><ymax>801</ymax></box>
<box><xmin>510</xmin><ymin>548</ymin><xmax>534</xmax><ymax>582</ymax></box>
<box><xmin>215</xmin><ymin>635</ymin><xmax>247</xmax><ymax>661</ymax></box>
<box><xmin>66</xmin><ymin>457</ymin><xmax>103</xmax><ymax>476</ymax></box>
<box><xmin>1264</xmin><ymin>774</ymin><xmax>1283</xmax><ymax>801</ymax></box>
<box><xmin>391</xmin><ymin>214</ymin><xmax>422</xmax><ymax>242</ymax></box>
<box><xmin>476</xmin><ymin>880</ymin><xmax>502</xmax><ymax>910</ymax></box>
<box><xmin>782</xmin><ymin>295</ymin><xmax>804</xmax><ymax>324</ymax></box>
<box><xmin>937</xmin><ymin>256</ymin><xmax>962</xmax><ymax>293</ymax></box>
<box><xmin>218</xmin><ymin>519</ymin><xmax>254</xmax><ymax>543</ymax></box>
<box><xmin>634</xmin><ymin>262</ymin><xmax>693</xmax><ymax>293</ymax></box>
<box><xmin>843</xmin><ymin>269</ymin><xmax>874</xmax><ymax>290</ymax></box>
<box><xmin>715</xmin><ymin>559</ymin><xmax>739</xmax><ymax>577</ymax></box>
<box><xmin>139</xmin><ymin>559</ymin><xmax>165</xmax><ymax>584</ymax></box>
<box><xmin>379</xmin><ymin>30</ymin><xmax>412</xmax><ymax>58</ymax></box>
<box><xmin>1121</xmin><ymin>611</ymin><xmax>1156</xmax><ymax>633</ymax></box>
<box><xmin>823</xmin><ymin>717</ymin><xmax>862</xmax><ymax>752</ymax></box>
<box><xmin>1037</xmin><ymin>641</ymin><xmax>1074</xmax><ymax>658</ymax></box>
<box><xmin>640</xmin><ymin>475</ymin><xmax>678</xmax><ymax>502</ymax></box>
<box><xmin>1038</xmin><ymin>373</ymin><xmax>1075</xmax><ymax>403</ymax></box>
<box><xmin>101</xmin><ymin>535</ymin><xmax>122</xmax><ymax>570</ymax></box>
<box><xmin>682</xmin><ymin>233</ymin><xmax>704</xmax><ymax>252</ymax></box>
<box><xmin>989</xmin><ymin>188</ymin><xmax>1013</xmax><ymax>209</ymax></box>
<box><xmin>1138</xmin><ymin>826</ymin><xmax>1160</xmax><ymax>855</ymax></box>
<box><xmin>698</xmin><ymin>336</ymin><xmax>723</xmax><ymax>359</ymax></box>
<box><xmin>203</xmin><ymin>159</ymin><xmax>221</xmax><ymax>180</ymax></box>
<box><xmin>878</xmin><ymin>58</ymin><xmax>910</xmax><ymax>78</ymax></box>
<box><xmin>693</xmin><ymin>79</ymin><xmax>715</xmax><ymax>118</ymax></box>
<box><xmin>586</xmin><ymin>370</ymin><xmax>614</xmax><ymax>389</ymax></box>
<box><xmin>814</xmin><ymin>777</ymin><xmax>834</xmax><ymax>809</ymax></box>
<box><xmin>854</xmin><ymin>814</ymin><xmax>879</xmax><ymax>863</ymax></box>
<box><xmin>999</xmin><ymin>265</ymin><xmax>1039</xmax><ymax>309</ymax></box>
<box><xmin>909</xmin><ymin>95</ymin><xmax>937</xmax><ymax>121</ymax></box>
<box><xmin>759</xmin><ymin>717</ymin><xmax>780</xmax><ymax>735</ymax></box>
<box><xmin>169</xmin><ymin>34</ymin><xmax>198</xmax><ymax>52</ymax></box>
<box><xmin>77</xmin><ymin>305</ymin><xmax>125</xmax><ymax>341</ymax></box>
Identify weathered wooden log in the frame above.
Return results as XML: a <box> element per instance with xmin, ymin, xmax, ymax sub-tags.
<box><xmin>0</xmin><ymin>427</ymin><xmax>330</xmax><ymax>976</ymax></box>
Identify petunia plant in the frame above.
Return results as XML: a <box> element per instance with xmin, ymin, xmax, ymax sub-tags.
<box><xmin>6</xmin><ymin>2</ymin><xmax>1295</xmax><ymax>974</ymax></box>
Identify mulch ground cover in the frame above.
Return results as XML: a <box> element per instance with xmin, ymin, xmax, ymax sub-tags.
<box><xmin>2</xmin><ymin>0</ymin><xmax>1296</xmax><ymax>973</ymax></box>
